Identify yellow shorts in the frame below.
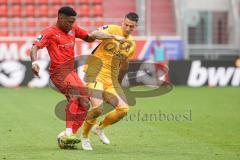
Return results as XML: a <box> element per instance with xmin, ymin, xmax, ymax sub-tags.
<box><xmin>87</xmin><ymin>80</ymin><xmax>126</xmax><ymax>102</ymax></box>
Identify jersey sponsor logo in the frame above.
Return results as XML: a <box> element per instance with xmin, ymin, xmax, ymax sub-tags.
<box><xmin>103</xmin><ymin>41</ymin><xmax>132</xmax><ymax>58</ymax></box>
<box><xmin>120</xmin><ymin>41</ymin><xmax>132</xmax><ymax>52</ymax></box>
<box><xmin>57</xmin><ymin>41</ymin><xmax>75</xmax><ymax>49</ymax></box>
<box><xmin>187</xmin><ymin>61</ymin><xmax>240</xmax><ymax>87</ymax></box>
<box><xmin>35</xmin><ymin>35</ymin><xmax>43</xmax><ymax>41</ymax></box>
<box><xmin>104</xmin><ymin>42</ymin><xmax>117</xmax><ymax>52</ymax></box>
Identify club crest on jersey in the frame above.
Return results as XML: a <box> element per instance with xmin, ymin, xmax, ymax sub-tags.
<box><xmin>35</xmin><ymin>35</ymin><xmax>43</xmax><ymax>41</ymax></box>
<box><xmin>99</xmin><ymin>25</ymin><xmax>108</xmax><ymax>30</ymax></box>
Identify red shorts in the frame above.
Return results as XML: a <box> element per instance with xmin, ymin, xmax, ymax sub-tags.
<box><xmin>50</xmin><ymin>70</ymin><xmax>87</xmax><ymax>100</ymax></box>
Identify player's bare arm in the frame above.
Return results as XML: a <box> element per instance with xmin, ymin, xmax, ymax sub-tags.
<box><xmin>82</xmin><ymin>34</ymin><xmax>95</xmax><ymax>42</ymax></box>
<box><xmin>30</xmin><ymin>45</ymin><xmax>40</xmax><ymax>77</ymax></box>
<box><xmin>88</xmin><ymin>30</ymin><xmax>126</xmax><ymax>43</ymax></box>
<box><xmin>118</xmin><ymin>57</ymin><xmax>129</xmax><ymax>84</ymax></box>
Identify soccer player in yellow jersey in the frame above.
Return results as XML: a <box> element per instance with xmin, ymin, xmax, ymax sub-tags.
<box><xmin>81</xmin><ymin>12</ymin><xmax>138</xmax><ymax>150</ymax></box>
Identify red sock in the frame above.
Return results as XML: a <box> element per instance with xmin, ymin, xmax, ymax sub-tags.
<box><xmin>72</xmin><ymin>104</ymin><xmax>88</xmax><ymax>134</ymax></box>
<box><xmin>65</xmin><ymin>99</ymin><xmax>88</xmax><ymax>134</ymax></box>
<box><xmin>65</xmin><ymin>99</ymin><xmax>78</xmax><ymax>132</ymax></box>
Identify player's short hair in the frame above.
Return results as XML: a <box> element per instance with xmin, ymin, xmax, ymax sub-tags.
<box><xmin>58</xmin><ymin>6</ymin><xmax>77</xmax><ymax>16</ymax></box>
<box><xmin>125</xmin><ymin>12</ymin><xmax>139</xmax><ymax>23</ymax></box>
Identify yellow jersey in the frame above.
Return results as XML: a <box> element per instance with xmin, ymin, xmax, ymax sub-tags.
<box><xmin>84</xmin><ymin>25</ymin><xmax>136</xmax><ymax>83</ymax></box>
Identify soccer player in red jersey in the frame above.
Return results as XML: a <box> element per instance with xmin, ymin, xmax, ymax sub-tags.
<box><xmin>30</xmin><ymin>6</ymin><xmax>125</xmax><ymax>149</ymax></box>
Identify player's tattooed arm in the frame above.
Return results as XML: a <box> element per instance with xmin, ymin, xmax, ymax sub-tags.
<box><xmin>88</xmin><ymin>30</ymin><xmax>126</xmax><ymax>43</ymax></box>
<box><xmin>30</xmin><ymin>45</ymin><xmax>40</xmax><ymax>77</ymax></box>
<box><xmin>118</xmin><ymin>57</ymin><xmax>129</xmax><ymax>84</ymax></box>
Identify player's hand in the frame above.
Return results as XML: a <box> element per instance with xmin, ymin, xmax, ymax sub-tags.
<box><xmin>114</xmin><ymin>35</ymin><xmax>125</xmax><ymax>43</ymax></box>
<box><xmin>32</xmin><ymin>62</ymin><xmax>40</xmax><ymax>77</ymax></box>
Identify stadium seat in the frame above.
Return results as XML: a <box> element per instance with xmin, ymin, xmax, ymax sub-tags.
<box><xmin>93</xmin><ymin>0</ymin><xmax>103</xmax><ymax>5</ymax></box>
<box><xmin>25</xmin><ymin>18</ymin><xmax>36</xmax><ymax>27</ymax></box>
<box><xmin>25</xmin><ymin>0</ymin><xmax>35</xmax><ymax>4</ymax></box>
<box><xmin>38</xmin><ymin>0</ymin><xmax>49</xmax><ymax>4</ymax></box>
<box><xmin>52</xmin><ymin>0</ymin><xmax>63</xmax><ymax>4</ymax></box>
<box><xmin>79</xmin><ymin>17</ymin><xmax>91</xmax><ymax>27</ymax></box>
<box><xmin>50</xmin><ymin>5</ymin><xmax>61</xmax><ymax>17</ymax></box>
<box><xmin>93</xmin><ymin>17</ymin><xmax>104</xmax><ymax>27</ymax></box>
<box><xmin>78</xmin><ymin>5</ymin><xmax>90</xmax><ymax>17</ymax></box>
<box><xmin>39</xmin><ymin>18</ymin><xmax>49</xmax><ymax>27</ymax></box>
<box><xmin>0</xmin><ymin>0</ymin><xmax>8</xmax><ymax>4</ymax></box>
<box><xmin>11</xmin><ymin>5</ymin><xmax>21</xmax><ymax>17</ymax></box>
<box><xmin>0</xmin><ymin>30</ymin><xmax>8</xmax><ymax>36</ymax></box>
<box><xmin>0</xmin><ymin>5</ymin><xmax>8</xmax><ymax>17</ymax></box>
<box><xmin>0</xmin><ymin>18</ymin><xmax>8</xmax><ymax>27</ymax></box>
<box><xmin>25</xmin><ymin>5</ymin><xmax>35</xmax><ymax>17</ymax></box>
<box><xmin>11</xmin><ymin>17</ymin><xmax>23</xmax><ymax>27</ymax></box>
<box><xmin>11</xmin><ymin>0</ymin><xmax>22</xmax><ymax>4</ymax></box>
<box><xmin>93</xmin><ymin>5</ymin><xmax>103</xmax><ymax>17</ymax></box>
<box><xmin>65</xmin><ymin>0</ymin><xmax>76</xmax><ymax>5</ymax></box>
<box><xmin>79</xmin><ymin>0</ymin><xmax>90</xmax><ymax>4</ymax></box>
<box><xmin>26</xmin><ymin>30</ymin><xmax>37</xmax><ymax>36</ymax></box>
<box><xmin>38</xmin><ymin>5</ymin><xmax>49</xmax><ymax>17</ymax></box>
<box><xmin>12</xmin><ymin>30</ymin><xmax>23</xmax><ymax>37</ymax></box>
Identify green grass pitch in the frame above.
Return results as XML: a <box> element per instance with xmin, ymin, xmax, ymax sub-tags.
<box><xmin>0</xmin><ymin>87</ymin><xmax>239</xmax><ymax>160</ymax></box>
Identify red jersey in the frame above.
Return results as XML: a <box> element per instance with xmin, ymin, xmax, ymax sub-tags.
<box><xmin>33</xmin><ymin>24</ymin><xmax>88</xmax><ymax>74</ymax></box>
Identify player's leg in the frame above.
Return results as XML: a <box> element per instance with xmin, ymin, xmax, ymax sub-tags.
<box><xmin>66</xmin><ymin>71</ymin><xmax>90</xmax><ymax>135</ymax></box>
<box><xmin>82</xmin><ymin>81</ymin><xmax>104</xmax><ymax>138</ymax></box>
<box><xmin>51</xmin><ymin>71</ymin><xmax>89</xmax><ymax>148</ymax></box>
<box><xmin>62</xmin><ymin>71</ymin><xmax>88</xmax><ymax>135</ymax></box>
<box><xmin>51</xmin><ymin>77</ymin><xmax>81</xmax><ymax>148</ymax></box>
<box><xmin>81</xmin><ymin>81</ymin><xmax>104</xmax><ymax>150</ymax></box>
<box><xmin>100</xmin><ymin>85</ymin><xmax>128</xmax><ymax>128</ymax></box>
<box><xmin>92</xmin><ymin>85</ymin><xmax>128</xmax><ymax>144</ymax></box>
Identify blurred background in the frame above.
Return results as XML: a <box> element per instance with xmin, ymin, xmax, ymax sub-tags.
<box><xmin>0</xmin><ymin>0</ymin><xmax>240</xmax><ymax>87</ymax></box>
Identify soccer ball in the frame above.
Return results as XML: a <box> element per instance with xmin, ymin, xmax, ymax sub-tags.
<box><xmin>57</xmin><ymin>131</ymin><xmax>67</xmax><ymax>149</ymax></box>
<box><xmin>57</xmin><ymin>131</ymin><xmax>80</xmax><ymax>149</ymax></box>
<box><xmin>57</xmin><ymin>131</ymin><xmax>77</xmax><ymax>149</ymax></box>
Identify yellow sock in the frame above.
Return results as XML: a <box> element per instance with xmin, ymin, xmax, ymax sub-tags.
<box><xmin>99</xmin><ymin>107</ymin><xmax>129</xmax><ymax>129</ymax></box>
<box><xmin>82</xmin><ymin>107</ymin><xmax>103</xmax><ymax>138</ymax></box>
<box><xmin>82</xmin><ymin>119</ymin><xmax>96</xmax><ymax>138</ymax></box>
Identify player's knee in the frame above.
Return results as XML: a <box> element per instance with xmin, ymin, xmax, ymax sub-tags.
<box><xmin>92</xmin><ymin>107</ymin><xmax>104</xmax><ymax>118</ymax></box>
<box><xmin>116</xmin><ymin>107</ymin><xmax>129</xmax><ymax>118</ymax></box>
<box><xmin>85</xmin><ymin>119</ymin><xmax>97</xmax><ymax>125</ymax></box>
<box><xmin>78</xmin><ymin>97</ymin><xmax>90</xmax><ymax>109</ymax></box>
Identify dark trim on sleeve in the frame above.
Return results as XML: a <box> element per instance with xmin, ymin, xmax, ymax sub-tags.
<box><xmin>91</xmin><ymin>42</ymin><xmax>101</xmax><ymax>55</ymax></box>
